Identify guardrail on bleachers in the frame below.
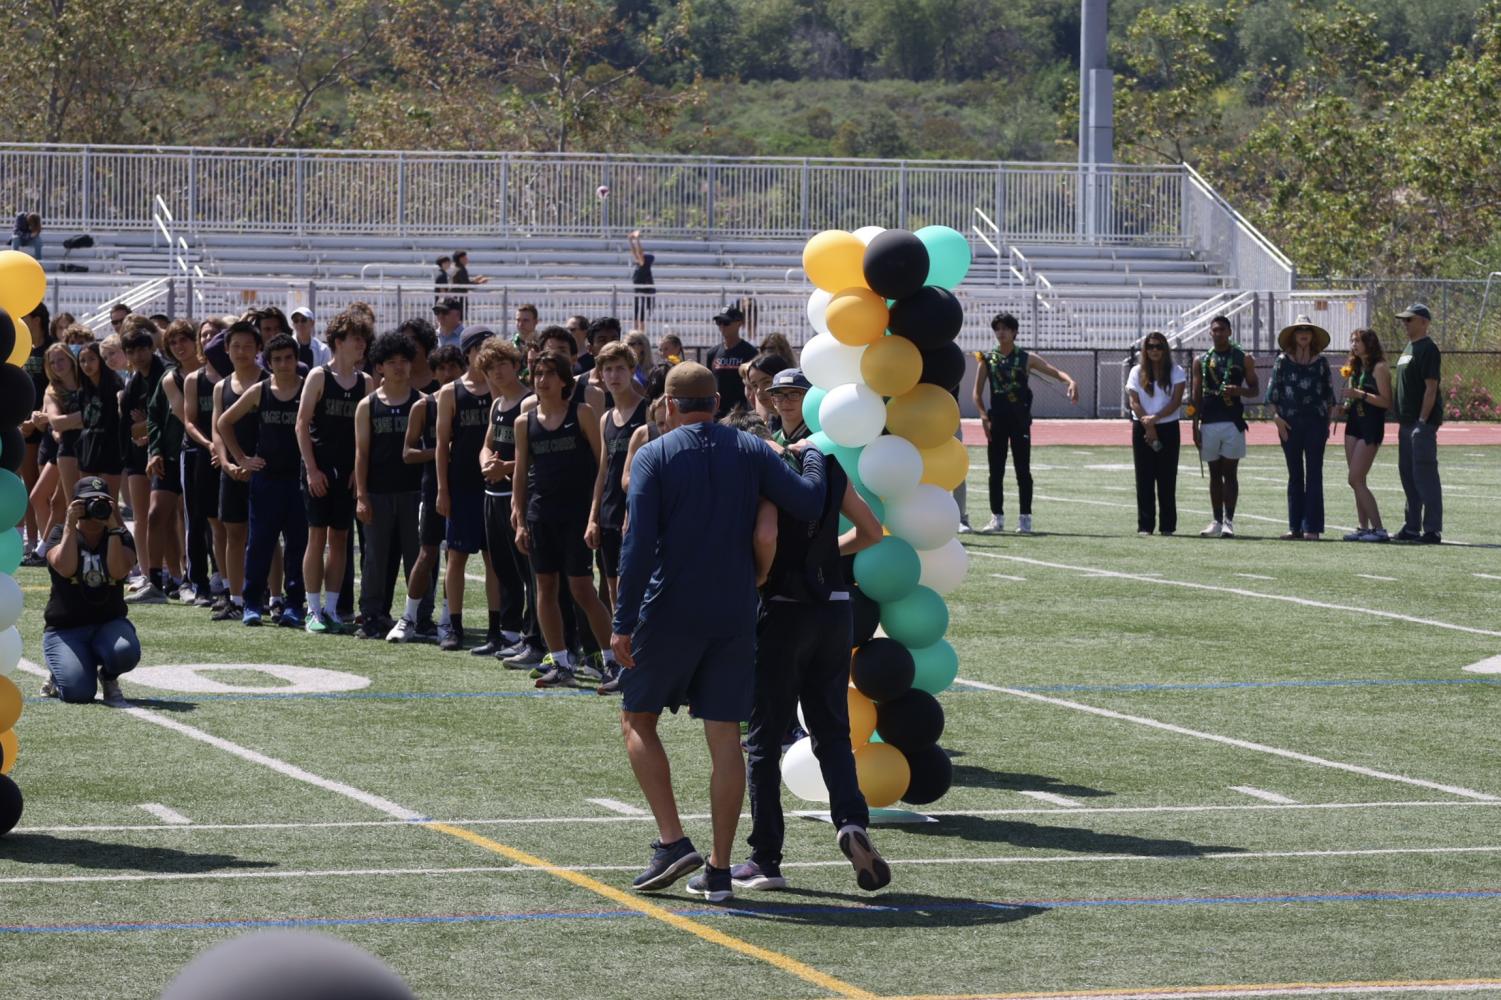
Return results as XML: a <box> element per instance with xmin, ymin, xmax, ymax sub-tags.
<box><xmin>5</xmin><ymin>143</ymin><xmax>1195</xmax><ymax>244</ymax></box>
<box><xmin>1182</xmin><ymin>163</ymin><xmax>1295</xmax><ymax>293</ymax></box>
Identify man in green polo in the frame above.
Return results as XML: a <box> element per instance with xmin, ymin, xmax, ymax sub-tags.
<box><xmin>1392</xmin><ymin>303</ymin><xmax>1443</xmax><ymax>543</ymax></box>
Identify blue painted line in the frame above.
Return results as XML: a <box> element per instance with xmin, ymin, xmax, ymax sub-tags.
<box><xmin>1010</xmin><ymin>677</ymin><xmax>1501</xmax><ymax>695</ymax></box>
<box><xmin>5</xmin><ymin>886</ymin><xmax>1499</xmax><ymax>934</ymax></box>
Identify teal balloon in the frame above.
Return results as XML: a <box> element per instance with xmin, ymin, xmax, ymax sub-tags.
<box><xmin>0</xmin><ymin>471</ymin><xmax>24</xmax><ymax>530</ymax></box>
<box><xmin>853</xmin><ymin>536</ymin><xmax>921</xmax><ymax>603</ymax></box>
<box><xmin>0</xmin><ymin>529</ymin><xmax>19</xmax><ymax>574</ymax></box>
<box><xmin>803</xmin><ymin>386</ymin><xmax>828</xmax><ymax>434</ymax></box>
<box><xmin>809</xmin><ymin>430</ymin><xmax>836</xmax><ymax>455</ymax></box>
<box><xmin>880</xmin><ymin>585</ymin><xmax>949</xmax><ymax>649</ymax></box>
<box><xmin>916</xmin><ymin>225</ymin><xmax>972</xmax><ymax>289</ymax></box>
<box><xmin>829</xmin><ymin>442</ymin><xmax>864</xmax><ymax>493</ymax></box>
<box><xmin>841</xmin><ymin>483</ymin><xmax>885</xmax><ymax>534</ymax></box>
<box><xmin>911</xmin><ymin>639</ymin><xmax>959</xmax><ymax>694</ymax></box>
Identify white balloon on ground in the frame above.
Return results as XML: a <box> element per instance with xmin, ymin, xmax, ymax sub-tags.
<box><xmin>0</xmin><ymin>576</ymin><xmax>20</xmax><ymax>632</ymax></box>
<box><xmin>818</xmin><ymin>383</ymin><xmax>887</xmax><ymax>448</ymax></box>
<box><xmin>917</xmin><ymin>538</ymin><xmax>969</xmax><ymax>595</ymax></box>
<box><xmin>858</xmin><ymin>435</ymin><xmax>924</xmax><ymax>501</ymax></box>
<box><xmin>781</xmin><ymin>737</ymin><xmax>830</xmax><ymax>803</ymax></box>
<box><xmin>800</xmin><ymin>333</ymin><xmax>867</xmax><ymax>390</ymax></box>
<box><xmin>852</xmin><ymin>226</ymin><xmax>886</xmax><ymax>246</ymax></box>
<box><xmin>806</xmin><ymin>288</ymin><xmax>834</xmax><ymax>337</ymax></box>
<box><xmin>0</xmin><ymin>627</ymin><xmax>19</xmax><ymax>671</ymax></box>
<box><xmin>885</xmin><ymin>484</ymin><xmax>961</xmax><ymax>551</ymax></box>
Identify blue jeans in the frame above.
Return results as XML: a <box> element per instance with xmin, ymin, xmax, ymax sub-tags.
<box><xmin>1281</xmin><ymin>416</ymin><xmax>1328</xmax><ymax>534</ymax></box>
<box><xmin>42</xmin><ymin>619</ymin><xmax>141</xmax><ymax>703</ymax></box>
<box><xmin>244</xmin><ymin>473</ymin><xmax>308</xmax><ymax>613</ymax></box>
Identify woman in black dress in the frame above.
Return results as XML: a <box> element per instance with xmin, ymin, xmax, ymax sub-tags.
<box><xmin>1339</xmin><ymin>328</ymin><xmax>1392</xmax><ymax>541</ymax></box>
<box><xmin>76</xmin><ymin>341</ymin><xmax>126</xmax><ymax>498</ymax></box>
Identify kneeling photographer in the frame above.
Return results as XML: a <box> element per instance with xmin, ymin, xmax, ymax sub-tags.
<box><xmin>41</xmin><ymin>477</ymin><xmax>141</xmax><ymax>706</ymax></box>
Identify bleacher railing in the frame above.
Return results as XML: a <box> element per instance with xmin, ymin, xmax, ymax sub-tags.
<box><xmin>1182</xmin><ymin>163</ymin><xmax>1295</xmax><ymax>293</ymax></box>
<box><xmin>6</xmin><ymin>143</ymin><xmax>1191</xmax><ymax>244</ymax></box>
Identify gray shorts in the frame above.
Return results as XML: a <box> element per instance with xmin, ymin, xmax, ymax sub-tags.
<box><xmin>1199</xmin><ymin>421</ymin><xmax>1247</xmax><ymax>461</ymax></box>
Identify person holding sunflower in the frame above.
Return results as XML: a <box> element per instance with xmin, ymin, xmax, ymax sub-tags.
<box><xmin>1190</xmin><ymin>315</ymin><xmax>1260</xmax><ymax>538</ymax></box>
<box><xmin>1266</xmin><ymin>315</ymin><xmax>1336</xmax><ymax>540</ymax></box>
<box><xmin>1337</xmin><ymin>328</ymin><xmax>1392</xmax><ymax>540</ymax></box>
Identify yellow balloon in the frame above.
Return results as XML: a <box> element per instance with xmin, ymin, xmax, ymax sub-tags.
<box><xmin>803</xmin><ymin>231</ymin><xmax>869</xmax><ymax>294</ymax></box>
<box><xmin>0</xmin><ymin>673</ymin><xmax>20</xmax><ymax>733</ymax></box>
<box><xmin>860</xmin><ymin>335</ymin><xmax>922</xmax><ymax>397</ymax></box>
<box><xmin>855</xmin><ymin>741</ymin><xmax>911</xmax><ymax>808</ymax></box>
<box><xmin>920</xmin><ymin>437</ymin><xmax>970</xmax><ymax>491</ymax></box>
<box><xmin>7</xmin><ymin>312</ymin><xmax>33</xmax><ymax>368</ymax></box>
<box><xmin>0</xmin><ymin>727</ymin><xmax>16</xmax><ymax>776</ymax></box>
<box><xmin>826</xmin><ymin>287</ymin><xmax>889</xmax><ymax>346</ymax></box>
<box><xmin>0</xmin><ymin>251</ymin><xmax>46</xmax><ymax>320</ymax></box>
<box><xmin>885</xmin><ymin>384</ymin><xmax>960</xmax><ymax>450</ymax></box>
<box><xmin>848</xmin><ymin>685</ymin><xmax>877</xmax><ymax>745</ymax></box>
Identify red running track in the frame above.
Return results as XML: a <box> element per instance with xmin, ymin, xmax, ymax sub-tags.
<box><xmin>960</xmin><ymin>419</ymin><xmax>1501</xmax><ymax>448</ymax></box>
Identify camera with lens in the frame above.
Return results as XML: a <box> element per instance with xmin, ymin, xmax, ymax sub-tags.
<box><xmin>84</xmin><ymin>497</ymin><xmax>113</xmax><ymax>521</ymax></box>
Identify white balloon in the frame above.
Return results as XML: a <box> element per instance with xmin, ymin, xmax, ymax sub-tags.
<box><xmin>886</xmin><ymin>484</ymin><xmax>961</xmax><ymax>551</ymax></box>
<box><xmin>806</xmin><ymin>288</ymin><xmax>833</xmax><ymax>337</ymax></box>
<box><xmin>852</xmin><ymin>226</ymin><xmax>886</xmax><ymax>246</ymax></box>
<box><xmin>917</xmin><ymin>538</ymin><xmax>969</xmax><ymax>595</ymax></box>
<box><xmin>818</xmin><ymin>383</ymin><xmax>886</xmax><ymax>448</ymax></box>
<box><xmin>858</xmin><ymin>435</ymin><xmax>924</xmax><ymax>500</ymax></box>
<box><xmin>0</xmin><ymin>626</ymin><xmax>19</xmax><ymax>671</ymax></box>
<box><xmin>781</xmin><ymin>737</ymin><xmax>830</xmax><ymax>803</ymax></box>
<box><xmin>800</xmin><ymin>333</ymin><xmax>867</xmax><ymax>390</ymax></box>
<box><xmin>0</xmin><ymin>576</ymin><xmax>20</xmax><ymax>633</ymax></box>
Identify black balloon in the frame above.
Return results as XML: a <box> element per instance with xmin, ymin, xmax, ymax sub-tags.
<box><xmin>851</xmin><ymin>586</ymin><xmax>881</xmax><ymax>646</ymax></box>
<box><xmin>875</xmin><ymin>688</ymin><xmax>945</xmax><ymax>751</ymax></box>
<box><xmin>851</xmin><ymin>637</ymin><xmax>916</xmax><ymax>703</ymax></box>
<box><xmin>920</xmin><ymin>341</ymin><xmax>967</xmax><ymax>392</ymax></box>
<box><xmin>862</xmin><ymin>230</ymin><xmax>930</xmax><ymax>300</ymax></box>
<box><xmin>0</xmin><ymin>427</ymin><xmax>22</xmax><ymax>473</ymax></box>
<box><xmin>900</xmin><ymin>743</ymin><xmax>953</xmax><ymax>805</ymax></box>
<box><xmin>0</xmin><ymin>309</ymin><xmax>15</xmax><ymax>365</ymax></box>
<box><xmin>0</xmin><ymin>774</ymin><xmax>21</xmax><ymax>837</ymax></box>
<box><xmin>889</xmin><ymin>286</ymin><xmax>963</xmax><ymax>351</ymax></box>
<box><xmin>159</xmin><ymin>930</ymin><xmax>415</xmax><ymax>1000</ymax></box>
<box><xmin>0</xmin><ymin>365</ymin><xmax>35</xmax><ymax>429</ymax></box>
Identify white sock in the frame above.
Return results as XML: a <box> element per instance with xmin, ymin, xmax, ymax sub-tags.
<box><xmin>438</xmin><ymin>599</ymin><xmax>451</xmax><ymax>627</ymax></box>
<box><xmin>403</xmin><ymin>597</ymin><xmax>421</xmax><ymax>621</ymax></box>
<box><xmin>35</xmin><ymin>540</ymin><xmax>50</xmax><ymax>557</ymax></box>
<box><xmin>325</xmin><ymin>592</ymin><xmax>341</xmax><ymax>621</ymax></box>
<box><xmin>308</xmin><ymin>593</ymin><xmax>323</xmax><ymax>614</ymax></box>
<box><xmin>230</xmin><ymin>595</ymin><xmax>243</xmax><ymax>607</ymax></box>
<box><xmin>548</xmin><ymin>650</ymin><xmax>570</xmax><ymax>667</ymax></box>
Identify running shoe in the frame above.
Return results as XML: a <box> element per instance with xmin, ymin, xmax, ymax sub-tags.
<box><xmin>469</xmin><ymin>636</ymin><xmax>507</xmax><ymax>656</ymax></box>
<box><xmin>386</xmin><ymin>617</ymin><xmax>418</xmax><ymax>643</ymax></box>
<box><xmin>437</xmin><ymin>622</ymin><xmax>462</xmax><ymax>651</ymax></box>
<box><xmin>632</xmin><ymin>837</ymin><xmax>703</xmax><ymax>892</ymax></box>
<box><xmin>1199</xmin><ymin>520</ymin><xmax>1223</xmax><ymax>538</ymax></box>
<box><xmin>1394</xmin><ymin>527</ymin><xmax>1422</xmax><ymax>542</ymax></box>
<box><xmin>1222</xmin><ymin>519</ymin><xmax>1237</xmax><ymax>538</ymax></box>
<box><xmin>193</xmin><ymin>591</ymin><xmax>215</xmax><ymax>608</ymax></box>
<box><xmin>125</xmin><ymin>584</ymin><xmax>168</xmax><ymax>605</ymax></box>
<box><xmin>277</xmin><ymin>606</ymin><xmax>305</xmax><ymax>629</ymax></box>
<box><xmin>1419</xmin><ymin>531</ymin><xmax>1443</xmax><ymax>545</ymax></box>
<box><xmin>534</xmin><ymin>656</ymin><xmax>575</xmax><ymax>688</ymax></box>
<box><xmin>210</xmin><ymin>601</ymin><xmax>240</xmax><ymax>621</ymax></box>
<box><xmin>981</xmin><ymin>514</ymin><xmax>1004</xmax><ymax>534</ymax></box>
<box><xmin>504</xmin><ymin>646</ymin><xmax>545</xmax><ymax>672</ymax></box>
<box><xmin>685</xmin><ymin>865</ymin><xmax>734</xmax><ymax>903</ymax></box>
<box><xmin>241</xmin><ymin>607</ymin><xmax>263</xmax><ymax>627</ymax></box>
<box><xmin>574</xmin><ymin>653</ymin><xmax>606</xmax><ymax>683</ymax></box>
<box><xmin>956</xmin><ymin>519</ymin><xmax>973</xmax><ymax>535</ymax></box>
<box><xmin>305</xmin><ymin>611</ymin><xmax>339</xmax><ymax>635</ymax></box>
<box><xmin>730</xmin><ymin>860</ymin><xmax>788</xmax><ymax>891</ymax></box>
<box><xmin>1342</xmin><ymin>530</ymin><xmax>1365</xmax><ymax>541</ymax></box>
<box><xmin>836</xmin><ymin>824</ymin><xmax>891</xmax><ymax>892</ymax></box>
<box><xmin>1016</xmin><ymin>514</ymin><xmax>1033</xmax><ymax>534</ymax></box>
<box><xmin>596</xmin><ymin>664</ymin><xmax>623</xmax><ymax>695</ymax></box>
<box><xmin>415</xmin><ymin>619</ymin><xmax>439</xmax><ymax>643</ymax></box>
<box><xmin>1365</xmin><ymin>528</ymin><xmax>1390</xmax><ymax>543</ymax></box>
<box><xmin>20</xmin><ymin>550</ymin><xmax>46</xmax><ymax>568</ymax></box>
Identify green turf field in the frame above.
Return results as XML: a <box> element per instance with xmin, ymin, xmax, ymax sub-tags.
<box><xmin>3</xmin><ymin>444</ymin><xmax>1500</xmax><ymax>1000</ymax></box>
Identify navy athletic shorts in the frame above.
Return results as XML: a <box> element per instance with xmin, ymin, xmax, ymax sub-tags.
<box><xmin>620</xmin><ymin>626</ymin><xmax>755</xmax><ymax>722</ymax></box>
<box><xmin>444</xmin><ymin>487</ymin><xmax>486</xmax><ymax>554</ymax></box>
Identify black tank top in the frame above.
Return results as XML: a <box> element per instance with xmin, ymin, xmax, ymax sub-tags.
<box><xmin>368</xmin><ymin>390</ymin><xmax>423</xmax><ymax>494</ymax></box>
<box><xmin>525</xmin><ymin>400</ymin><xmax>594</xmax><ymax>523</ymax></box>
<box><xmin>312</xmin><ymin>365</ymin><xmax>365</xmax><ymax>474</ymax></box>
<box><xmin>416</xmin><ymin>379</ymin><xmax>440</xmax><ymax>497</ymax></box>
<box><xmin>486</xmin><ymin>394</ymin><xmax>526</xmax><ymax>497</ymax></box>
<box><xmin>600</xmin><ymin>400</ymin><xmax>647</xmax><ymax>529</ymax></box>
<box><xmin>254</xmin><ymin>378</ymin><xmax>304</xmax><ymax>479</ymax></box>
<box><xmin>569</xmin><ymin>377</ymin><xmax>590</xmax><ymax>407</ymax></box>
<box><xmin>186</xmin><ymin>369</ymin><xmax>216</xmax><ymax>451</ymax></box>
<box><xmin>25</xmin><ymin>340</ymin><xmax>51</xmax><ymax>406</ymax></box>
<box><xmin>221</xmin><ymin>370</ymin><xmax>268</xmax><ymax>465</ymax></box>
<box><xmin>53</xmin><ymin>387</ymin><xmax>82</xmax><ymax>452</ymax></box>
<box><xmin>764</xmin><ymin>454</ymin><xmax>850</xmax><ymax>603</ymax></box>
<box><xmin>448</xmin><ymin>378</ymin><xmax>491</xmax><ymax>490</ymax></box>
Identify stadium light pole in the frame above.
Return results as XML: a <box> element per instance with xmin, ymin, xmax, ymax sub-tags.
<box><xmin>1078</xmin><ymin>0</ymin><xmax>1113</xmax><ymax>241</ymax></box>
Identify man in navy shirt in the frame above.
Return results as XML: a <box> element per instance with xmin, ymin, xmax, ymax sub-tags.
<box><xmin>611</xmin><ymin>362</ymin><xmax>826</xmax><ymax>902</ymax></box>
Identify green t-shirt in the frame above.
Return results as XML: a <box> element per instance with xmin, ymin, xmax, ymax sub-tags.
<box><xmin>1393</xmin><ymin>336</ymin><xmax>1442</xmax><ymax>426</ymax></box>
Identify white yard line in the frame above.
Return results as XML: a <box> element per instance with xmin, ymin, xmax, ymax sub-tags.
<box><xmin>1358</xmin><ymin>574</ymin><xmax>1399</xmax><ymax>582</ymax></box>
<box><xmin>1017</xmin><ymin>791</ymin><xmax>1085</xmax><ymax>808</ymax></box>
<box><xmin>966</xmin><ymin>551</ymin><xmax>1501</xmax><ymax>639</ymax></box>
<box><xmin>989</xmin><ymin>573</ymin><xmax>1028</xmax><ymax>582</ymax></box>
<box><xmin>1235</xmin><ymin>573</ymin><xmax>1276</xmax><ymax>581</ymax></box>
<box><xmin>955</xmin><ymin>675</ymin><xmax>1499</xmax><ymax>802</ymax></box>
<box><xmin>9</xmin><ymin>844</ymin><xmax>1501</xmax><ymax>887</ymax></box>
<box><xmin>1230</xmin><ymin>787</ymin><xmax>1300</xmax><ymax>805</ymax></box>
<box><xmin>1472</xmin><ymin>573</ymin><xmax>1501</xmax><ymax>582</ymax></box>
<box><xmin>586</xmin><ymin>798</ymin><xmax>646</xmax><ymax>816</ymax></box>
<box><xmin>136</xmin><ymin>803</ymin><xmax>192</xmax><ymax>826</ymax></box>
<box><xmin>16</xmin><ymin>798</ymin><xmax>1501</xmax><ymax>837</ymax></box>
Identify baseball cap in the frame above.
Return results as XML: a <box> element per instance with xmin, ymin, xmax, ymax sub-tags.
<box><xmin>713</xmin><ymin>304</ymin><xmax>745</xmax><ymax>323</ymax></box>
<box><xmin>433</xmin><ymin>296</ymin><xmax>465</xmax><ymax>316</ymax></box>
<box><xmin>1395</xmin><ymin>303</ymin><xmax>1432</xmax><ymax>320</ymax></box>
<box><xmin>460</xmin><ymin>325</ymin><xmax>497</xmax><ymax>354</ymax></box>
<box><xmin>290</xmin><ymin>307</ymin><xmax>314</xmax><ymax>322</ymax></box>
<box><xmin>73</xmin><ymin>476</ymin><xmax>113</xmax><ymax>502</ymax></box>
<box><xmin>767</xmin><ymin>368</ymin><xmax>812</xmax><ymax>393</ymax></box>
<box><xmin>664</xmin><ymin>361</ymin><xmax>717</xmax><ymax>399</ymax></box>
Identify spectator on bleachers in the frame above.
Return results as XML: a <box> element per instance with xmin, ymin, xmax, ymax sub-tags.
<box><xmin>432</xmin><ymin>297</ymin><xmax>465</xmax><ymax>350</ymax></box>
<box><xmin>451</xmin><ymin>250</ymin><xmax>488</xmax><ymax>286</ymax></box>
<box><xmin>108</xmin><ymin>303</ymin><xmax>129</xmax><ymax>333</ymax></box>
<box><xmin>628</xmin><ymin>231</ymin><xmax>655</xmax><ymax>329</ymax></box>
<box><xmin>291</xmin><ymin>307</ymin><xmax>331</xmax><ymax>368</ymax></box>
<box><xmin>759</xmin><ymin>332</ymin><xmax>795</xmax><ymax>368</ymax></box>
<box><xmin>435</xmin><ymin>255</ymin><xmax>452</xmax><ymax>292</ymax></box>
<box><xmin>50</xmin><ymin>312</ymin><xmax>76</xmax><ymax>342</ymax></box>
<box><xmin>10</xmin><ymin>213</ymin><xmax>42</xmax><ymax>258</ymax></box>
<box><xmin>708</xmin><ymin>305</ymin><xmax>757</xmax><ymax>418</ymax></box>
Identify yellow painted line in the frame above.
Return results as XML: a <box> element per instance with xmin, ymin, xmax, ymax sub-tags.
<box><xmin>865</xmin><ymin>978</ymin><xmax>1501</xmax><ymax>1000</ymax></box>
<box><xmin>425</xmin><ymin>821</ymin><xmax>876</xmax><ymax>1000</ymax></box>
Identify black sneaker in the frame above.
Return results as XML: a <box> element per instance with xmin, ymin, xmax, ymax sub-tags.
<box><xmin>20</xmin><ymin>550</ymin><xmax>47</xmax><ymax>568</ymax></box>
<box><xmin>193</xmin><ymin>591</ymin><xmax>215</xmax><ymax>608</ymax></box>
<box><xmin>470</xmin><ymin>636</ymin><xmax>506</xmax><ymax>656</ymax></box>
<box><xmin>596</xmin><ymin>664</ymin><xmax>623</xmax><ymax>695</ymax></box>
<box><xmin>837</xmin><ymin>825</ymin><xmax>891</xmax><ymax>892</ymax></box>
<box><xmin>355</xmin><ymin>618</ymin><xmax>388</xmax><ymax>640</ymax></box>
<box><xmin>438</xmin><ymin>624</ymin><xmax>463</xmax><ymax>652</ymax></box>
<box><xmin>210</xmin><ymin>602</ymin><xmax>241</xmax><ymax>622</ymax></box>
<box><xmin>415</xmin><ymin>619</ymin><xmax>439</xmax><ymax>643</ymax></box>
<box><xmin>1394</xmin><ymin>527</ymin><xmax>1422</xmax><ymax>542</ymax></box>
<box><xmin>632</xmin><ymin>838</ymin><xmax>703</xmax><ymax>892</ymax></box>
<box><xmin>730</xmin><ymin>860</ymin><xmax>788</xmax><ymax>890</ymax></box>
<box><xmin>685</xmin><ymin>864</ymin><xmax>734</xmax><ymax>902</ymax></box>
<box><xmin>1419</xmin><ymin>532</ymin><xmax>1443</xmax><ymax>545</ymax></box>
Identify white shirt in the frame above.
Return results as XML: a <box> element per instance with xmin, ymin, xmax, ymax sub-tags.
<box><xmin>1127</xmin><ymin>363</ymin><xmax>1186</xmax><ymax>423</ymax></box>
<box><xmin>299</xmin><ymin>334</ymin><xmax>332</xmax><ymax>367</ymax></box>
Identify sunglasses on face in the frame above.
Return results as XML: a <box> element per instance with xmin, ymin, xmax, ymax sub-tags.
<box><xmin>1145</xmin><ymin>344</ymin><xmax>1165</xmax><ymax>351</ymax></box>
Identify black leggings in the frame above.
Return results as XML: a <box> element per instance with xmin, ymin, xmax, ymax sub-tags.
<box><xmin>1131</xmin><ymin>421</ymin><xmax>1180</xmax><ymax>534</ymax></box>
<box><xmin>987</xmin><ymin>415</ymin><xmax>1033</xmax><ymax>517</ymax></box>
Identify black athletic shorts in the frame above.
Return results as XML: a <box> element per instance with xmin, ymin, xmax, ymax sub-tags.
<box><xmin>303</xmin><ymin>470</ymin><xmax>355</xmax><ymax>530</ymax></box>
<box><xmin>150</xmin><ymin>458</ymin><xmax>182</xmax><ymax>494</ymax></box>
<box><xmin>599</xmin><ymin>526</ymin><xmax>624</xmax><ymax>579</ymax></box>
<box><xmin>219</xmin><ymin>473</ymin><xmax>250</xmax><ymax>523</ymax></box>
<box><xmin>526</xmin><ymin>516</ymin><xmax>592</xmax><ymax>577</ymax></box>
<box><xmin>444</xmin><ymin>487</ymin><xmax>486</xmax><ymax>554</ymax></box>
<box><xmin>124</xmin><ymin>443</ymin><xmax>149</xmax><ymax>478</ymax></box>
<box><xmin>418</xmin><ymin>488</ymin><xmax>445</xmax><ymax>548</ymax></box>
<box><xmin>37</xmin><ymin>432</ymin><xmax>57</xmax><ymax>467</ymax></box>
